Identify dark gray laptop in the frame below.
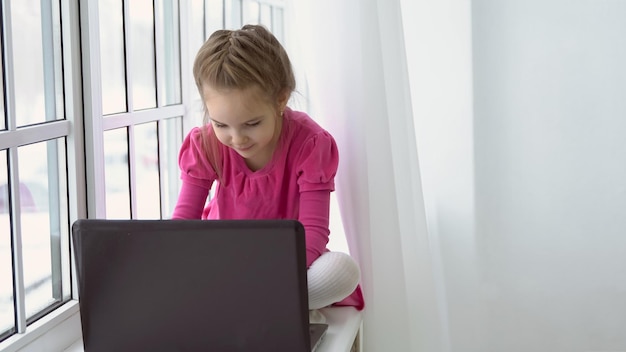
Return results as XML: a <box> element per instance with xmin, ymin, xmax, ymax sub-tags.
<box><xmin>72</xmin><ymin>219</ymin><xmax>328</xmax><ymax>352</ymax></box>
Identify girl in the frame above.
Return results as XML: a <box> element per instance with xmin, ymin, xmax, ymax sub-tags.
<box><xmin>172</xmin><ymin>25</ymin><xmax>364</xmax><ymax>312</ymax></box>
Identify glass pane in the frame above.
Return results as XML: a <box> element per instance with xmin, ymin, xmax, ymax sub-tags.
<box><xmin>272</xmin><ymin>7</ymin><xmax>284</xmax><ymax>44</ymax></box>
<box><xmin>190</xmin><ymin>0</ymin><xmax>206</xmax><ymax>54</ymax></box>
<box><xmin>99</xmin><ymin>0</ymin><xmax>128</xmax><ymax>115</ymax></box>
<box><xmin>18</xmin><ymin>139</ymin><xmax>68</xmax><ymax>320</ymax></box>
<box><xmin>11</xmin><ymin>0</ymin><xmax>64</xmax><ymax>126</ymax></box>
<box><xmin>205</xmin><ymin>0</ymin><xmax>224</xmax><ymax>38</ymax></box>
<box><xmin>242</xmin><ymin>0</ymin><xmax>259</xmax><ymax>25</ymax></box>
<box><xmin>129</xmin><ymin>0</ymin><xmax>157</xmax><ymax>110</ymax></box>
<box><xmin>259</xmin><ymin>4</ymin><xmax>271</xmax><ymax>29</ymax></box>
<box><xmin>157</xmin><ymin>0</ymin><xmax>182</xmax><ymax>106</ymax></box>
<box><xmin>104</xmin><ymin>128</ymin><xmax>131</xmax><ymax>219</ymax></box>
<box><xmin>135</xmin><ymin>122</ymin><xmax>160</xmax><ymax>219</ymax></box>
<box><xmin>0</xmin><ymin>151</ymin><xmax>14</xmax><ymax>335</ymax></box>
<box><xmin>161</xmin><ymin>117</ymin><xmax>182</xmax><ymax>218</ymax></box>
<box><xmin>0</xmin><ymin>45</ymin><xmax>5</xmax><ymax>130</ymax></box>
<box><xmin>225</xmin><ymin>0</ymin><xmax>242</xmax><ymax>29</ymax></box>
<box><xmin>188</xmin><ymin>0</ymin><xmax>208</xmax><ymax>118</ymax></box>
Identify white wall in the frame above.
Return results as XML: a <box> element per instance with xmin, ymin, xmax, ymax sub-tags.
<box><xmin>472</xmin><ymin>1</ymin><xmax>626</xmax><ymax>350</ymax></box>
<box><xmin>407</xmin><ymin>0</ymin><xmax>626</xmax><ymax>350</ymax></box>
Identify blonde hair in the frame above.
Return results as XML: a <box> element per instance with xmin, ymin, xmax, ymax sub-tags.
<box><xmin>193</xmin><ymin>25</ymin><xmax>296</xmax><ymax>180</ymax></box>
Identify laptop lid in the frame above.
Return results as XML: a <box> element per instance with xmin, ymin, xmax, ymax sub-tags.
<box><xmin>72</xmin><ymin>219</ymin><xmax>320</xmax><ymax>352</ymax></box>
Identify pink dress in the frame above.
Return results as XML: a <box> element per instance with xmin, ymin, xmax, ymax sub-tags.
<box><xmin>172</xmin><ymin>107</ymin><xmax>364</xmax><ymax>310</ymax></box>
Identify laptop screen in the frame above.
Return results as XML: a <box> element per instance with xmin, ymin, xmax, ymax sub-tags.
<box><xmin>72</xmin><ymin>219</ymin><xmax>313</xmax><ymax>352</ymax></box>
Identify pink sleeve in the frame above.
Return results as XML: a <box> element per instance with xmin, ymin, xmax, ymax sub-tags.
<box><xmin>171</xmin><ymin>127</ymin><xmax>215</xmax><ymax>219</ymax></box>
<box><xmin>296</xmin><ymin>132</ymin><xmax>339</xmax><ymax>192</ymax></box>
<box><xmin>171</xmin><ymin>182</ymin><xmax>209</xmax><ymax>219</ymax></box>
<box><xmin>178</xmin><ymin>127</ymin><xmax>217</xmax><ymax>188</ymax></box>
<box><xmin>299</xmin><ymin>190</ymin><xmax>332</xmax><ymax>267</ymax></box>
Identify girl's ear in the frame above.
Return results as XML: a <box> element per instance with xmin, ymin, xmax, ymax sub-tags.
<box><xmin>276</xmin><ymin>90</ymin><xmax>290</xmax><ymax>113</ymax></box>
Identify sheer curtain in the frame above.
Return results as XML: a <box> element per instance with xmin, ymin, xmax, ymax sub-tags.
<box><xmin>288</xmin><ymin>0</ymin><xmax>447</xmax><ymax>350</ymax></box>
<box><xmin>289</xmin><ymin>0</ymin><xmax>626</xmax><ymax>351</ymax></box>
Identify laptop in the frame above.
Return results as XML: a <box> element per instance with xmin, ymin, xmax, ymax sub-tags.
<box><xmin>71</xmin><ymin>219</ymin><xmax>328</xmax><ymax>352</ymax></box>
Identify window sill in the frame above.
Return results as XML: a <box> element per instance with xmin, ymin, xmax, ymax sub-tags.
<box><xmin>63</xmin><ymin>306</ymin><xmax>363</xmax><ymax>352</ymax></box>
<box><xmin>316</xmin><ymin>306</ymin><xmax>363</xmax><ymax>352</ymax></box>
<box><xmin>0</xmin><ymin>301</ymin><xmax>81</xmax><ymax>352</ymax></box>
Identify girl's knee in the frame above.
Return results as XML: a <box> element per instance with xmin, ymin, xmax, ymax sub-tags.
<box><xmin>307</xmin><ymin>252</ymin><xmax>361</xmax><ymax>309</ymax></box>
<box><xmin>310</xmin><ymin>251</ymin><xmax>360</xmax><ymax>284</ymax></box>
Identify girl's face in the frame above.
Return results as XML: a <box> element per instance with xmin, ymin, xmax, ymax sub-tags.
<box><xmin>203</xmin><ymin>85</ymin><xmax>283</xmax><ymax>171</ymax></box>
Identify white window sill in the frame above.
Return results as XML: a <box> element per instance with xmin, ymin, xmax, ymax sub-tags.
<box><xmin>63</xmin><ymin>306</ymin><xmax>363</xmax><ymax>352</ymax></box>
<box><xmin>0</xmin><ymin>301</ymin><xmax>81</xmax><ymax>352</ymax></box>
<box><xmin>316</xmin><ymin>307</ymin><xmax>363</xmax><ymax>352</ymax></box>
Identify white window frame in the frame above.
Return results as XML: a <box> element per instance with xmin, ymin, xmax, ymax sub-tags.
<box><xmin>0</xmin><ymin>0</ymin><xmax>85</xmax><ymax>350</ymax></box>
<box><xmin>82</xmin><ymin>0</ymin><xmax>186</xmax><ymax>220</ymax></box>
<box><xmin>0</xmin><ymin>1</ymin><xmax>288</xmax><ymax>351</ymax></box>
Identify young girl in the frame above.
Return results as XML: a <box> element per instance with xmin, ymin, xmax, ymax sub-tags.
<box><xmin>172</xmin><ymin>25</ymin><xmax>364</xmax><ymax>312</ymax></box>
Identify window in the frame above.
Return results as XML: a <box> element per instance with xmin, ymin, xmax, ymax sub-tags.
<box><xmin>88</xmin><ymin>0</ymin><xmax>184</xmax><ymax>220</ymax></box>
<box><xmin>0</xmin><ymin>0</ymin><xmax>72</xmax><ymax>342</ymax></box>
<box><xmin>0</xmin><ymin>1</ymin><xmax>287</xmax><ymax>350</ymax></box>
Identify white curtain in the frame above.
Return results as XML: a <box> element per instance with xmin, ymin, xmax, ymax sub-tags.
<box><xmin>288</xmin><ymin>0</ymin><xmax>448</xmax><ymax>350</ymax></box>
<box><xmin>289</xmin><ymin>0</ymin><xmax>626</xmax><ymax>351</ymax></box>
<box><xmin>288</xmin><ymin>0</ymin><xmax>626</xmax><ymax>350</ymax></box>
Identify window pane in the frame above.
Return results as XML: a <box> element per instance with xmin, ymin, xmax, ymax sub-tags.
<box><xmin>99</xmin><ymin>0</ymin><xmax>127</xmax><ymax>115</ymax></box>
<box><xmin>0</xmin><ymin>151</ymin><xmax>14</xmax><ymax>336</ymax></box>
<box><xmin>130</xmin><ymin>0</ymin><xmax>157</xmax><ymax>110</ymax></box>
<box><xmin>272</xmin><ymin>7</ymin><xmax>284</xmax><ymax>44</ymax></box>
<box><xmin>0</xmin><ymin>46</ymin><xmax>5</xmax><ymax>130</ymax></box>
<box><xmin>135</xmin><ymin>122</ymin><xmax>160</xmax><ymax>219</ymax></box>
<box><xmin>161</xmin><ymin>117</ymin><xmax>182</xmax><ymax>218</ymax></box>
<box><xmin>225</xmin><ymin>0</ymin><xmax>242</xmax><ymax>29</ymax></box>
<box><xmin>104</xmin><ymin>128</ymin><xmax>131</xmax><ymax>219</ymax></box>
<box><xmin>18</xmin><ymin>139</ymin><xmax>68</xmax><ymax>320</ymax></box>
<box><xmin>242</xmin><ymin>0</ymin><xmax>259</xmax><ymax>25</ymax></box>
<box><xmin>157</xmin><ymin>0</ymin><xmax>182</xmax><ymax>106</ymax></box>
<box><xmin>11</xmin><ymin>0</ymin><xmax>64</xmax><ymax>126</ymax></box>
<box><xmin>205</xmin><ymin>0</ymin><xmax>224</xmax><ymax>38</ymax></box>
<box><xmin>259</xmin><ymin>4</ymin><xmax>271</xmax><ymax>29</ymax></box>
<box><xmin>190</xmin><ymin>0</ymin><xmax>206</xmax><ymax>46</ymax></box>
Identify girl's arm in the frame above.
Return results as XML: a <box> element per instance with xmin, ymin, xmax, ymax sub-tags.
<box><xmin>171</xmin><ymin>181</ymin><xmax>209</xmax><ymax>219</ymax></box>
<box><xmin>174</xmin><ymin>127</ymin><xmax>216</xmax><ymax>219</ymax></box>
<box><xmin>299</xmin><ymin>189</ymin><xmax>332</xmax><ymax>267</ymax></box>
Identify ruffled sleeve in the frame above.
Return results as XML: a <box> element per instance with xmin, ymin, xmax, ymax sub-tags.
<box><xmin>296</xmin><ymin>132</ymin><xmax>339</xmax><ymax>192</ymax></box>
<box><xmin>178</xmin><ymin>127</ymin><xmax>217</xmax><ymax>189</ymax></box>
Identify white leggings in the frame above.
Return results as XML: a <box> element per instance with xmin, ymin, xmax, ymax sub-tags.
<box><xmin>307</xmin><ymin>251</ymin><xmax>361</xmax><ymax>310</ymax></box>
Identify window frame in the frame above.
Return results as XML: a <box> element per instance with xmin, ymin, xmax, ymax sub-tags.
<box><xmin>82</xmin><ymin>0</ymin><xmax>187</xmax><ymax>220</ymax></box>
<box><xmin>0</xmin><ymin>0</ymin><xmax>85</xmax><ymax>350</ymax></box>
<box><xmin>0</xmin><ymin>1</ymin><xmax>287</xmax><ymax>351</ymax></box>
